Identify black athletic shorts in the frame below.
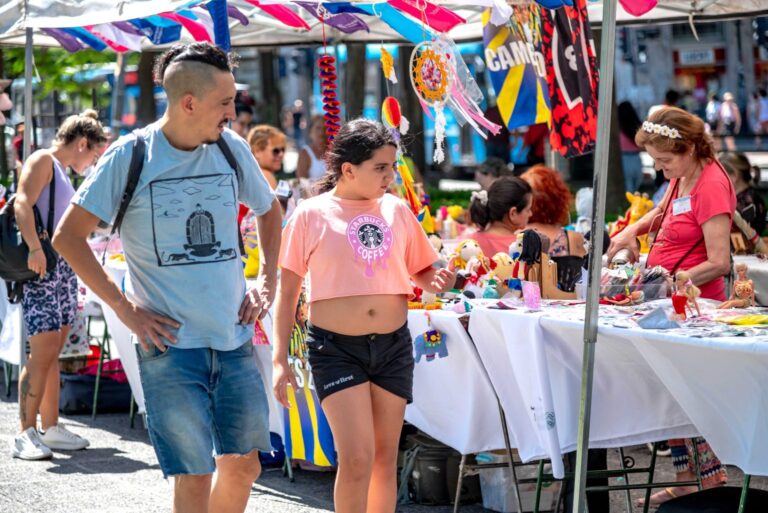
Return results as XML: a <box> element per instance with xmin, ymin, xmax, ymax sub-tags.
<box><xmin>306</xmin><ymin>322</ymin><xmax>414</xmax><ymax>404</ymax></box>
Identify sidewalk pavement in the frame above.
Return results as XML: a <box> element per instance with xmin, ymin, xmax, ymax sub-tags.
<box><xmin>0</xmin><ymin>368</ymin><xmax>765</xmax><ymax>512</ymax></box>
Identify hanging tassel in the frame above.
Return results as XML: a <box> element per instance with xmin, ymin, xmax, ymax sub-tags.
<box><xmin>319</xmin><ymin>55</ymin><xmax>341</xmax><ymax>143</ymax></box>
<box><xmin>433</xmin><ymin>104</ymin><xmax>446</xmax><ymax>164</ymax></box>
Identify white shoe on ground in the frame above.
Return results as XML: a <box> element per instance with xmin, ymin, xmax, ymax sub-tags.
<box><xmin>11</xmin><ymin>427</ymin><xmax>53</xmax><ymax>460</ymax></box>
<box><xmin>38</xmin><ymin>424</ymin><xmax>90</xmax><ymax>451</ymax></box>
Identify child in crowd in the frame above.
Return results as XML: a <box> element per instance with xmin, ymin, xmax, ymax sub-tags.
<box><xmin>272</xmin><ymin>119</ymin><xmax>456</xmax><ymax>513</ymax></box>
<box><xmin>468</xmin><ymin>175</ymin><xmax>533</xmax><ymax>256</ymax></box>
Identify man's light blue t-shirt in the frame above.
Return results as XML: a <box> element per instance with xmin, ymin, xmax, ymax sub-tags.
<box><xmin>73</xmin><ymin>122</ymin><xmax>275</xmax><ymax>351</ymax></box>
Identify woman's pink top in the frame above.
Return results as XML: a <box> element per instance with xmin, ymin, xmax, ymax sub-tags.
<box><xmin>646</xmin><ymin>161</ymin><xmax>736</xmax><ymax>300</ymax></box>
<box><xmin>468</xmin><ymin>230</ymin><xmax>517</xmax><ymax>257</ymax></box>
<box><xmin>279</xmin><ymin>192</ymin><xmax>438</xmax><ymax>303</ymax></box>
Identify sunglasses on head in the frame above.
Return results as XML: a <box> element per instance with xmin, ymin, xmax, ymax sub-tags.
<box><xmin>272</xmin><ymin>147</ymin><xmax>286</xmax><ymax>156</ymax></box>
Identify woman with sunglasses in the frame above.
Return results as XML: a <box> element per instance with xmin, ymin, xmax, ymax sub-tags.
<box><xmin>608</xmin><ymin>106</ymin><xmax>735</xmax><ymax>508</ymax></box>
<box><xmin>247</xmin><ymin>124</ymin><xmax>286</xmax><ymax>190</ymax></box>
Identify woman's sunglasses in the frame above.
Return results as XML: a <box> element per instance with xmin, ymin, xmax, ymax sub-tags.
<box><xmin>272</xmin><ymin>147</ymin><xmax>286</xmax><ymax>156</ymax></box>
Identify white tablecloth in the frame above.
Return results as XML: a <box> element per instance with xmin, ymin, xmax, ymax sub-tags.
<box><xmin>405</xmin><ymin>309</ymin><xmax>505</xmax><ymax>455</ymax></box>
<box><xmin>625</xmin><ymin>326</ymin><xmax>768</xmax><ymax>476</ymax></box>
<box><xmin>469</xmin><ymin>304</ymin><xmax>699</xmax><ymax>478</ymax></box>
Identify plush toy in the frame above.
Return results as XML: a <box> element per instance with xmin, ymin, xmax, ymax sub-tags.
<box><xmin>488</xmin><ymin>252</ymin><xmax>516</xmax><ymax>296</ymax></box>
<box><xmin>609</xmin><ymin>192</ymin><xmax>654</xmax><ymax>252</ymax></box>
<box><xmin>414</xmin><ymin>329</ymin><xmax>448</xmax><ymax>362</ymax></box>
<box><xmin>451</xmin><ymin>240</ymin><xmax>483</xmax><ymax>270</ymax></box>
<box><xmin>427</xmin><ymin>232</ymin><xmax>450</xmax><ymax>268</ymax></box>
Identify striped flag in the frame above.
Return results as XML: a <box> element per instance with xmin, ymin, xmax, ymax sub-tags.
<box><xmin>482</xmin><ymin>6</ymin><xmax>550</xmax><ymax>130</ymax></box>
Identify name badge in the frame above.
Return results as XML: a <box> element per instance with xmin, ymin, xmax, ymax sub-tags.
<box><xmin>672</xmin><ymin>196</ymin><xmax>692</xmax><ymax>216</ymax></box>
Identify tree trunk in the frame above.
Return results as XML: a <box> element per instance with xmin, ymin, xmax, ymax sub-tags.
<box><xmin>396</xmin><ymin>45</ymin><xmax>428</xmax><ymax>184</ymax></box>
<box><xmin>137</xmin><ymin>51</ymin><xmax>158</xmax><ymax>127</ymax></box>
<box><xmin>259</xmin><ymin>49</ymin><xmax>282</xmax><ymax>128</ymax></box>
<box><xmin>593</xmin><ymin>28</ymin><xmax>625</xmax><ymax>216</ymax></box>
<box><xmin>344</xmin><ymin>44</ymin><xmax>366</xmax><ymax>119</ymax></box>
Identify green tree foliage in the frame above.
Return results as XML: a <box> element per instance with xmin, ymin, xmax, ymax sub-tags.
<box><xmin>4</xmin><ymin>48</ymin><xmax>138</xmax><ymax>106</ymax></box>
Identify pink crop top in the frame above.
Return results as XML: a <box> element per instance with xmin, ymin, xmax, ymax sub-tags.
<box><xmin>279</xmin><ymin>192</ymin><xmax>438</xmax><ymax>303</ymax></box>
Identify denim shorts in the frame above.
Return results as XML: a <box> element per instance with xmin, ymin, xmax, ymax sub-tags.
<box><xmin>136</xmin><ymin>340</ymin><xmax>272</xmax><ymax>477</ymax></box>
<box><xmin>22</xmin><ymin>256</ymin><xmax>77</xmax><ymax>337</ymax></box>
<box><xmin>306</xmin><ymin>322</ymin><xmax>414</xmax><ymax>404</ymax></box>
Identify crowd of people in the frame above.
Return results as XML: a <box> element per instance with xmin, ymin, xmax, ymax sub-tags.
<box><xmin>5</xmin><ymin>40</ymin><xmax>767</xmax><ymax>513</ymax></box>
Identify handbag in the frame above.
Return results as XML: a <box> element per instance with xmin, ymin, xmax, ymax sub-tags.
<box><xmin>0</xmin><ymin>163</ymin><xmax>58</xmax><ymax>296</ymax></box>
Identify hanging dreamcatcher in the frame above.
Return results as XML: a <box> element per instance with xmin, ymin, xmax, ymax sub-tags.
<box><xmin>409</xmin><ymin>41</ymin><xmax>452</xmax><ymax>164</ymax></box>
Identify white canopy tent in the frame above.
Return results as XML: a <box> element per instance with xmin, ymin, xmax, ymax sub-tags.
<box><xmin>2</xmin><ymin>4</ymin><xmax>768</xmax><ymax>512</ymax></box>
<box><xmin>1</xmin><ymin>1</ymin><xmax>767</xmax><ymax>48</ymax></box>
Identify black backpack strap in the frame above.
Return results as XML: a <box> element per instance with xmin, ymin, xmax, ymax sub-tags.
<box><xmin>47</xmin><ymin>160</ymin><xmax>56</xmax><ymax>236</ymax></box>
<box><xmin>216</xmin><ymin>136</ymin><xmax>247</xmax><ymax>256</ymax></box>
<box><xmin>215</xmin><ymin>136</ymin><xmax>242</xmax><ymax>182</ymax></box>
<box><xmin>111</xmin><ymin>130</ymin><xmax>146</xmax><ymax>236</ymax></box>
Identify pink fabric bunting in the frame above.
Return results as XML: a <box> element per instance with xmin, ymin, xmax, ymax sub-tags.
<box><xmin>619</xmin><ymin>0</ymin><xmax>657</xmax><ymax>16</ymax></box>
<box><xmin>243</xmin><ymin>0</ymin><xmax>310</xmax><ymax>30</ymax></box>
<box><xmin>83</xmin><ymin>26</ymin><xmax>131</xmax><ymax>52</ymax></box>
<box><xmin>87</xmin><ymin>24</ymin><xmax>143</xmax><ymax>52</ymax></box>
<box><xmin>158</xmin><ymin>12</ymin><xmax>213</xmax><ymax>42</ymax></box>
<box><xmin>387</xmin><ymin>0</ymin><xmax>465</xmax><ymax>33</ymax></box>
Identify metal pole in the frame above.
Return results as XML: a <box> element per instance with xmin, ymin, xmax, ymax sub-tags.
<box><xmin>23</xmin><ymin>28</ymin><xmax>33</xmax><ymax>162</ymax></box>
<box><xmin>572</xmin><ymin>0</ymin><xmax>618</xmax><ymax>512</ymax></box>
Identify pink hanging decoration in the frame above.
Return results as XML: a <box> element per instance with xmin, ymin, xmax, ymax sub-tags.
<box><xmin>319</xmin><ymin>55</ymin><xmax>341</xmax><ymax>142</ymax></box>
<box><xmin>158</xmin><ymin>12</ymin><xmax>212</xmax><ymax>42</ymax></box>
<box><xmin>243</xmin><ymin>0</ymin><xmax>310</xmax><ymax>30</ymax></box>
<box><xmin>619</xmin><ymin>0</ymin><xmax>657</xmax><ymax>16</ymax></box>
<box><xmin>387</xmin><ymin>0</ymin><xmax>465</xmax><ymax>33</ymax></box>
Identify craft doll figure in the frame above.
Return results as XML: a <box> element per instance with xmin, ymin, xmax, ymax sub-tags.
<box><xmin>602</xmin><ymin>289</ymin><xmax>645</xmax><ymax>306</ymax></box>
<box><xmin>451</xmin><ymin>239</ymin><xmax>483</xmax><ymax>270</ymax></box>
<box><xmin>672</xmin><ymin>271</ymin><xmax>701</xmax><ymax>320</ymax></box>
<box><xmin>718</xmin><ymin>263</ymin><xmax>755</xmax><ymax>309</ymax></box>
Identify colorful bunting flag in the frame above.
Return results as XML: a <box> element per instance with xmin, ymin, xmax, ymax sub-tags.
<box><xmin>242</xmin><ymin>0</ymin><xmax>310</xmax><ymax>30</ymax></box>
<box><xmin>541</xmin><ymin>0</ymin><xmax>599</xmax><ymax>157</ymax></box>
<box><xmin>387</xmin><ymin>0</ymin><xmax>465</xmax><ymax>33</ymax></box>
<box><xmin>295</xmin><ymin>2</ymin><xmax>370</xmax><ymax>34</ymax></box>
<box><xmin>60</xmin><ymin>27</ymin><xmax>107</xmax><ymax>51</ymax></box>
<box><xmin>129</xmin><ymin>18</ymin><xmax>183</xmax><ymax>45</ymax></box>
<box><xmin>354</xmin><ymin>3</ymin><xmax>434</xmax><ymax>45</ymax></box>
<box><xmin>205</xmin><ymin>0</ymin><xmax>231</xmax><ymax>51</ymax></box>
<box><xmin>482</xmin><ymin>6</ymin><xmax>550</xmax><ymax>130</ymax></box>
<box><xmin>87</xmin><ymin>24</ymin><xmax>143</xmax><ymax>52</ymax></box>
<box><xmin>41</xmin><ymin>28</ymin><xmax>85</xmax><ymax>52</ymax></box>
<box><xmin>158</xmin><ymin>12</ymin><xmax>212</xmax><ymax>42</ymax></box>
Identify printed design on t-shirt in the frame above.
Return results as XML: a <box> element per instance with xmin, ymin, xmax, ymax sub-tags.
<box><xmin>346</xmin><ymin>214</ymin><xmax>394</xmax><ymax>277</ymax></box>
<box><xmin>149</xmin><ymin>173</ymin><xmax>238</xmax><ymax>267</ymax></box>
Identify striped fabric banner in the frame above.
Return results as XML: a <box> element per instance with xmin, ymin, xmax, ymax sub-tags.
<box><xmin>482</xmin><ymin>6</ymin><xmax>550</xmax><ymax>130</ymax></box>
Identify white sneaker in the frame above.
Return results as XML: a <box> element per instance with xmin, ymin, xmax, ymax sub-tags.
<box><xmin>11</xmin><ymin>427</ymin><xmax>53</xmax><ymax>460</ymax></box>
<box><xmin>38</xmin><ymin>424</ymin><xmax>90</xmax><ymax>451</ymax></box>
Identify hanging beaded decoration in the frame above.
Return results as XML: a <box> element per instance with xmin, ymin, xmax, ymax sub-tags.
<box><xmin>409</xmin><ymin>41</ymin><xmax>451</xmax><ymax>163</ymax></box>
<box><xmin>317</xmin><ymin>6</ymin><xmax>340</xmax><ymax>143</ymax></box>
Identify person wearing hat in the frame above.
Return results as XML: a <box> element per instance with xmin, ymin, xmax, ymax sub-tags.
<box><xmin>718</xmin><ymin>92</ymin><xmax>741</xmax><ymax>151</ymax></box>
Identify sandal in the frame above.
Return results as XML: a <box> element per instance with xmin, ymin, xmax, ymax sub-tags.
<box><xmin>636</xmin><ymin>486</ymin><xmax>696</xmax><ymax>508</ymax></box>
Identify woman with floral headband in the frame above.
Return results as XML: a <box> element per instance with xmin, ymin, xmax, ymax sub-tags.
<box><xmin>608</xmin><ymin>106</ymin><xmax>735</xmax><ymax>507</ymax></box>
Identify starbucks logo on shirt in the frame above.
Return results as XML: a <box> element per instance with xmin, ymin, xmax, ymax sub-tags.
<box><xmin>347</xmin><ymin>214</ymin><xmax>393</xmax><ymax>277</ymax></box>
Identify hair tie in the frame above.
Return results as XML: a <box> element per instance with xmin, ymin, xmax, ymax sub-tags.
<box><xmin>471</xmin><ymin>189</ymin><xmax>488</xmax><ymax>206</ymax></box>
<box><xmin>685</xmin><ymin>279</ymin><xmax>693</xmax><ymax>288</ymax></box>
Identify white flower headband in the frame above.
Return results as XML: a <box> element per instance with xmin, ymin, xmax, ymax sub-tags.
<box><xmin>642</xmin><ymin>121</ymin><xmax>682</xmax><ymax>139</ymax></box>
<box><xmin>471</xmin><ymin>189</ymin><xmax>488</xmax><ymax>206</ymax></box>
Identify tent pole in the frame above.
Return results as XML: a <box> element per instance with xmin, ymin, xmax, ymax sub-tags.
<box><xmin>23</xmin><ymin>27</ymin><xmax>33</xmax><ymax>161</ymax></box>
<box><xmin>572</xmin><ymin>0</ymin><xmax>618</xmax><ymax>512</ymax></box>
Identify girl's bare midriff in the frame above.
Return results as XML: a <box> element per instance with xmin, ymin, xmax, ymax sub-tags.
<box><xmin>309</xmin><ymin>294</ymin><xmax>408</xmax><ymax>335</ymax></box>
